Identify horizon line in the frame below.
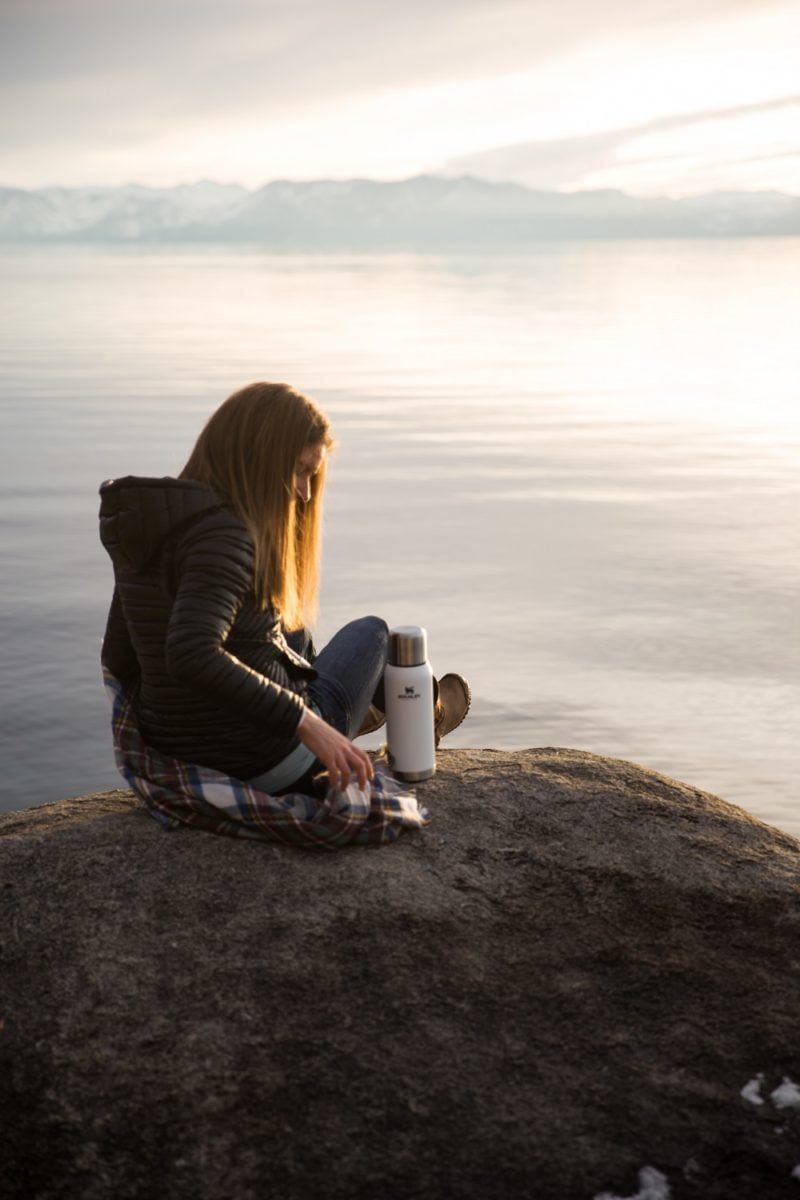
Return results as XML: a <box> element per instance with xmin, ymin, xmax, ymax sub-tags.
<box><xmin>2</xmin><ymin>175</ymin><xmax>800</xmax><ymax>202</ymax></box>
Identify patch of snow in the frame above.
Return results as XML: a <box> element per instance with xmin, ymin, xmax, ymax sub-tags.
<box><xmin>771</xmin><ymin>1077</ymin><xmax>800</xmax><ymax>1109</ymax></box>
<box><xmin>594</xmin><ymin>1165</ymin><xmax>671</xmax><ymax>1200</ymax></box>
<box><xmin>741</xmin><ymin>1074</ymin><xmax>765</xmax><ymax>1105</ymax></box>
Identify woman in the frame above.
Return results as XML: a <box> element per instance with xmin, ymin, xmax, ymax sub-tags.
<box><xmin>99</xmin><ymin>382</ymin><xmax>469</xmax><ymax>797</ymax></box>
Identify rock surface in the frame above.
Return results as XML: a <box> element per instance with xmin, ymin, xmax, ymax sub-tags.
<box><xmin>2</xmin><ymin>747</ymin><xmax>800</xmax><ymax>1200</ymax></box>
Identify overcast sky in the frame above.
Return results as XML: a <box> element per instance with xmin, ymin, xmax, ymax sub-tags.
<box><xmin>1</xmin><ymin>0</ymin><xmax>798</xmax><ymax>195</ymax></box>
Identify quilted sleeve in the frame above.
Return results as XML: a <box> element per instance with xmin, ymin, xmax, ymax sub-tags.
<box><xmin>101</xmin><ymin>587</ymin><xmax>141</xmax><ymax>691</ymax></box>
<box><xmin>164</xmin><ymin>516</ymin><xmax>306</xmax><ymax>738</ymax></box>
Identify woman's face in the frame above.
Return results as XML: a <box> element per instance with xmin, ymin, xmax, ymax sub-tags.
<box><xmin>293</xmin><ymin>443</ymin><xmax>326</xmax><ymax>503</ymax></box>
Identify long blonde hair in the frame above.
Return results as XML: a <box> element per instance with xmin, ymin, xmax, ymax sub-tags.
<box><xmin>180</xmin><ymin>382</ymin><xmax>332</xmax><ymax>630</ymax></box>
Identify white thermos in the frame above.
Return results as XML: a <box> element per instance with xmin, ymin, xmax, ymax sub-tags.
<box><xmin>384</xmin><ymin>625</ymin><xmax>436</xmax><ymax>782</ymax></box>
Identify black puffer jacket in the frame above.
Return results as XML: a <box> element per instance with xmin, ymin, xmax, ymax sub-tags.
<box><xmin>99</xmin><ymin>476</ymin><xmax>317</xmax><ymax>778</ymax></box>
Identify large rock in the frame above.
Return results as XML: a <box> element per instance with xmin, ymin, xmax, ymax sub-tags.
<box><xmin>2</xmin><ymin>748</ymin><xmax>800</xmax><ymax>1200</ymax></box>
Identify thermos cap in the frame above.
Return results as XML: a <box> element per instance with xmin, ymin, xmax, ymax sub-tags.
<box><xmin>388</xmin><ymin>625</ymin><xmax>428</xmax><ymax>667</ymax></box>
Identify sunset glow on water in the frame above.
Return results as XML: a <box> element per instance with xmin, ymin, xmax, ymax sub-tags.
<box><xmin>1</xmin><ymin>241</ymin><xmax>798</xmax><ymax>831</ymax></box>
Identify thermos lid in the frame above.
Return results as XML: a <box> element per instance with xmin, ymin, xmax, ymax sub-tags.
<box><xmin>388</xmin><ymin>625</ymin><xmax>428</xmax><ymax>667</ymax></box>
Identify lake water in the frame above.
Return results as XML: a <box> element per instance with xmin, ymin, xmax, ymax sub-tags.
<box><xmin>1</xmin><ymin>241</ymin><xmax>798</xmax><ymax>834</ymax></box>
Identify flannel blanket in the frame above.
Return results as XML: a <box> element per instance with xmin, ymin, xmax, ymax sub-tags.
<box><xmin>104</xmin><ymin>669</ymin><xmax>429</xmax><ymax>849</ymax></box>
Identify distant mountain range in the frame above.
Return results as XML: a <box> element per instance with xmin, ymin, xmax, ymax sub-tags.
<box><xmin>1</xmin><ymin>177</ymin><xmax>799</xmax><ymax>243</ymax></box>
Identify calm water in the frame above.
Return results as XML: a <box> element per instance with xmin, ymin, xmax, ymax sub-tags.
<box><xmin>1</xmin><ymin>242</ymin><xmax>798</xmax><ymax>833</ymax></box>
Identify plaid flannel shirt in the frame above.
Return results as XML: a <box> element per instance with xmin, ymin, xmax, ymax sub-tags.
<box><xmin>104</xmin><ymin>669</ymin><xmax>429</xmax><ymax>850</ymax></box>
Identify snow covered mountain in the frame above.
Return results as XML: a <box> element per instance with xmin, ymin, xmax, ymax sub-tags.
<box><xmin>0</xmin><ymin>181</ymin><xmax>249</xmax><ymax>239</ymax></box>
<box><xmin>1</xmin><ymin>177</ymin><xmax>798</xmax><ymax>243</ymax></box>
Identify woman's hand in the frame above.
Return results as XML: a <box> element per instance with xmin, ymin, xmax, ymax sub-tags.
<box><xmin>295</xmin><ymin>708</ymin><xmax>374</xmax><ymax>792</ymax></box>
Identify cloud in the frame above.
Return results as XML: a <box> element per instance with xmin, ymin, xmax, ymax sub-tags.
<box><xmin>0</xmin><ymin>0</ymin><xmax>780</xmax><ymax>122</ymax></box>
<box><xmin>440</xmin><ymin>94</ymin><xmax>800</xmax><ymax>191</ymax></box>
<box><xmin>0</xmin><ymin>0</ymin><xmax>795</xmax><ymax>188</ymax></box>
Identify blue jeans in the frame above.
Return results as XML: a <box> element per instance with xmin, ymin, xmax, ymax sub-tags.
<box><xmin>253</xmin><ymin>615</ymin><xmax>388</xmax><ymax>794</ymax></box>
<box><xmin>299</xmin><ymin>615</ymin><xmax>388</xmax><ymax>738</ymax></box>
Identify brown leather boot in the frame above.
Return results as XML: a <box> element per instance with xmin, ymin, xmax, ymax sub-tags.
<box><xmin>433</xmin><ymin>673</ymin><xmax>471</xmax><ymax>747</ymax></box>
<box><xmin>356</xmin><ymin>703</ymin><xmax>386</xmax><ymax>738</ymax></box>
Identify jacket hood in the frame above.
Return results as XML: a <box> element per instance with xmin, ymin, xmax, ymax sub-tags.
<box><xmin>99</xmin><ymin>476</ymin><xmax>229</xmax><ymax>573</ymax></box>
